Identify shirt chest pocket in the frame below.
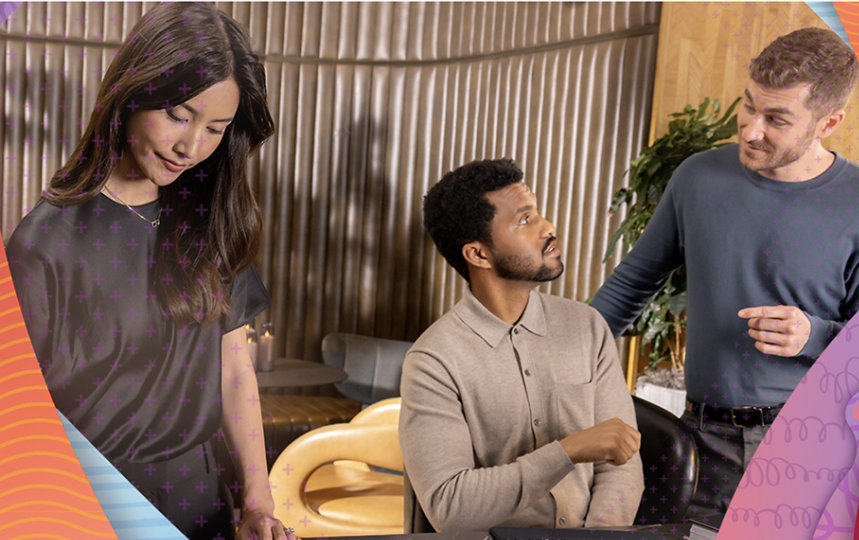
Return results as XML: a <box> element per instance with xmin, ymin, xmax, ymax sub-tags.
<box><xmin>517</xmin><ymin>338</ymin><xmax>591</xmax><ymax>386</ymax></box>
<box><xmin>552</xmin><ymin>381</ymin><xmax>597</xmax><ymax>430</ymax></box>
<box><xmin>545</xmin><ymin>358</ymin><xmax>592</xmax><ymax>386</ymax></box>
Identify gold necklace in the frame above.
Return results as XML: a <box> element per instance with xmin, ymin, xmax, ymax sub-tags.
<box><xmin>103</xmin><ymin>186</ymin><xmax>162</xmax><ymax>228</ymax></box>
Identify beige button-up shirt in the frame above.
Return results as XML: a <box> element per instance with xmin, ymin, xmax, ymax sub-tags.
<box><xmin>399</xmin><ymin>288</ymin><xmax>643</xmax><ymax>531</ymax></box>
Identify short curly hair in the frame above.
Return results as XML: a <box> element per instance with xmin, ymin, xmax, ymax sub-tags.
<box><xmin>749</xmin><ymin>27</ymin><xmax>858</xmax><ymax>117</ymax></box>
<box><xmin>423</xmin><ymin>159</ymin><xmax>523</xmax><ymax>281</ymax></box>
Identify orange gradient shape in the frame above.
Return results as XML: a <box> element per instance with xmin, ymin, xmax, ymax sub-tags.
<box><xmin>834</xmin><ymin>3</ymin><xmax>859</xmax><ymax>53</ymax></box>
<box><xmin>0</xmin><ymin>238</ymin><xmax>116</xmax><ymax>538</ymax></box>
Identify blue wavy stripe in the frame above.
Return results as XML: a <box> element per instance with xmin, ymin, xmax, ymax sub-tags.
<box><xmin>78</xmin><ymin>465</ymin><xmax>123</xmax><ymax>476</ymax></box>
<box><xmin>100</xmin><ymin>501</ymin><xmax>161</xmax><ymax>510</ymax></box>
<box><xmin>59</xmin><ymin>412</ymin><xmax>186</xmax><ymax>540</ymax></box>
<box><xmin>110</xmin><ymin>519</ymin><xmax>186</xmax><ymax>529</ymax></box>
<box><xmin>806</xmin><ymin>2</ymin><xmax>851</xmax><ymax>45</ymax></box>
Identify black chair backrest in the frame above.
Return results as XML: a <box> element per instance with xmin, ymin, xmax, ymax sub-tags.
<box><xmin>404</xmin><ymin>468</ymin><xmax>435</xmax><ymax>533</ymax></box>
<box><xmin>321</xmin><ymin>333</ymin><xmax>414</xmax><ymax>406</ymax></box>
<box><xmin>632</xmin><ymin>395</ymin><xmax>699</xmax><ymax>524</ymax></box>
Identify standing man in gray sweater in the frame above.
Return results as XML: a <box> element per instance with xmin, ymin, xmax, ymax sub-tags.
<box><xmin>590</xmin><ymin>27</ymin><xmax>859</xmax><ymax>520</ymax></box>
<box><xmin>400</xmin><ymin>159</ymin><xmax>644</xmax><ymax>532</ymax></box>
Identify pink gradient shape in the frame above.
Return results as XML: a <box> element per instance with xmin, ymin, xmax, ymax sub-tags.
<box><xmin>814</xmin><ymin>392</ymin><xmax>859</xmax><ymax>540</ymax></box>
<box><xmin>0</xmin><ymin>3</ymin><xmax>20</xmax><ymax>25</ymax></box>
<box><xmin>718</xmin><ymin>318</ymin><xmax>859</xmax><ymax>539</ymax></box>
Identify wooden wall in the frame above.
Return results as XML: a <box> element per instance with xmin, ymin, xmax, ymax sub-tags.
<box><xmin>651</xmin><ymin>2</ymin><xmax>858</xmax><ymax>159</ymax></box>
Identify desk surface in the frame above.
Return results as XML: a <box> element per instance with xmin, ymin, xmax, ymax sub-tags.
<box><xmin>307</xmin><ymin>523</ymin><xmax>692</xmax><ymax>540</ymax></box>
<box><xmin>308</xmin><ymin>532</ymin><xmax>489</xmax><ymax>540</ymax></box>
<box><xmin>255</xmin><ymin>357</ymin><xmax>347</xmax><ymax>388</ymax></box>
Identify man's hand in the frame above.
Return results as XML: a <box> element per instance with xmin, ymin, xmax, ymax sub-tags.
<box><xmin>559</xmin><ymin>418</ymin><xmax>640</xmax><ymax>465</ymax></box>
<box><xmin>738</xmin><ymin>305</ymin><xmax>811</xmax><ymax>357</ymax></box>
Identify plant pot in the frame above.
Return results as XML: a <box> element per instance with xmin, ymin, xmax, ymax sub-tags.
<box><xmin>634</xmin><ymin>370</ymin><xmax>686</xmax><ymax>417</ymax></box>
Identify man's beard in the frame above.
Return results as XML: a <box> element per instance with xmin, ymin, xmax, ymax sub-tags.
<box><xmin>494</xmin><ymin>255</ymin><xmax>563</xmax><ymax>282</ymax></box>
<box><xmin>492</xmin><ymin>238</ymin><xmax>564</xmax><ymax>283</ymax></box>
<box><xmin>739</xmin><ymin>126</ymin><xmax>816</xmax><ymax>173</ymax></box>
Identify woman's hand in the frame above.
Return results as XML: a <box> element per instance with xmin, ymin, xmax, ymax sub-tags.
<box><xmin>221</xmin><ymin>328</ymin><xmax>300</xmax><ymax>540</ymax></box>
<box><xmin>236</xmin><ymin>508</ymin><xmax>299</xmax><ymax>540</ymax></box>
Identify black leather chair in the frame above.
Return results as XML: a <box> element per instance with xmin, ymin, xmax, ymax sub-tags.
<box><xmin>404</xmin><ymin>468</ymin><xmax>436</xmax><ymax>533</ymax></box>
<box><xmin>632</xmin><ymin>395</ymin><xmax>699</xmax><ymax>524</ymax></box>
<box><xmin>404</xmin><ymin>396</ymin><xmax>699</xmax><ymax>531</ymax></box>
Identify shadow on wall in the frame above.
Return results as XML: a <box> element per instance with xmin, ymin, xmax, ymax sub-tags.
<box><xmin>270</xmin><ymin>107</ymin><xmax>434</xmax><ymax>367</ymax></box>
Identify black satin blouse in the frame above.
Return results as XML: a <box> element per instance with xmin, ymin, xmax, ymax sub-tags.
<box><xmin>6</xmin><ymin>194</ymin><xmax>269</xmax><ymax>463</ymax></box>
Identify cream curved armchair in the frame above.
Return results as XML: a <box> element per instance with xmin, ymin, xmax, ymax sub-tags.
<box><xmin>269</xmin><ymin>397</ymin><xmax>403</xmax><ymax>537</ymax></box>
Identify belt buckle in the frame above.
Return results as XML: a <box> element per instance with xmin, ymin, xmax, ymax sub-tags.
<box><xmin>730</xmin><ymin>406</ymin><xmax>764</xmax><ymax>428</ymax></box>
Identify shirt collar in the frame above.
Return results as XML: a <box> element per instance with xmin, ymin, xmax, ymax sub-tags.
<box><xmin>453</xmin><ymin>287</ymin><xmax>548</xmax><ymax>348</ymax></box>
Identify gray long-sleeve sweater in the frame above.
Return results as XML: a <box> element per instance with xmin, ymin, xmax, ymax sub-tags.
<box><xmin>591</xmin><ymin>144</ymin><xmax>859</xmax><ymax>407</ymax></box>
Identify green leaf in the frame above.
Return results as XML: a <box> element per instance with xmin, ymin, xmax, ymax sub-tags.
<box><xmin>667</xmin><ymin>291</ymin><xmax>687</xmax><ymax>317</ymax></box>
<box><xmin>717</xmin><ymin>97</ymin><xmax>741</xmax><ymax>125</ymax></box>
<box><xmin>697</xmin><ymin>97</ymin><xmax>711</xmax><ymax>118</ymax></box>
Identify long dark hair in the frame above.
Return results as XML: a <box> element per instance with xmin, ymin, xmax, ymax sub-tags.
<box><xmin>45</xmin><ymin>3</ymin><xmax>275</xmax><ymax>325</ymax></box>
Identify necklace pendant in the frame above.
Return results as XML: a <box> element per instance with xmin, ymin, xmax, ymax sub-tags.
<box><xmin>151</xmin><ymin>218</ymin><xmax>160</xmax><ymax>228</ymax></box>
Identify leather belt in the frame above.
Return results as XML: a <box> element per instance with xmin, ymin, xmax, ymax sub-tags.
<box><xmin>686</xmin><ymin>399</ymin><xmax>783</xmax><ymax>428</ymax></box>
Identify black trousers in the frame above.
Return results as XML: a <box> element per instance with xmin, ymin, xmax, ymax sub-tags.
<box><xmin>116</xmin><ymin>441</ymin><xmax>236</xmax><ymax>540</ymax></box>
<box><xmin>680</xmin><ymin>410</ymin><xmax>768</xmax><ymax>523</ymax></box>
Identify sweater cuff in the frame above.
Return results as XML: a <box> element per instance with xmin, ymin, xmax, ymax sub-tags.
<box><xmin>516</xmin><ymin>441</ymin><xmax>576</xmax><ymax>494</ymax></box>
<box><xmin>799</xmin><ymin>312</ymin><xmax>842</xmax><ymax>359</ymax></box>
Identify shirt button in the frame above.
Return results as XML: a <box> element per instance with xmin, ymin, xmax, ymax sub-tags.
<box><xmin>524</xmin><ymin>369</ymin><xmax>532</xmax><ymax>376</ymax></box>
<box><xmin>559</xmin><ymin>517</ymin><xmax>566</xmax><ymax>526</ymax></box>
<box><xmin>533</xmin><ymin>419</ymin><xmax>541</xmax><ymax>426</ymax></box>
<box><xmin>513</xmin><ymin>328</ymin><xmax>519</xmax><ymax>334</ymax></box>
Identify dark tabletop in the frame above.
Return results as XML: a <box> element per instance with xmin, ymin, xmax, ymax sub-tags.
<box><xmin>255</xmin><ymin>357</ymin><xmax>348</xmax><ymax>388</ymax></box>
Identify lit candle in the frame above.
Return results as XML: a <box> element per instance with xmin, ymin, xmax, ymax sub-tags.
<box><xmin>247</xmin><ymin>337</ymin><xmax>258</xmax><ymax>371</ymax></box>
<box><xmin>245</xmin><ymin>324</ymin><xmax>258</xmax><ymax>371</ymax></box>
<box><xmin>259</xmin><ymin>323</ymin><xmax>274</xmax><ymax>372</ymax></box>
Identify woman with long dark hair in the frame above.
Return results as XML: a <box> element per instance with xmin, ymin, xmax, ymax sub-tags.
<box><xmin>7</xmin><ymin>4</ymin><xmax>293</xmax><ymax>539</ymax></box>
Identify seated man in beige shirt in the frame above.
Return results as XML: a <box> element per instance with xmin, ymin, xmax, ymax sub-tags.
<box><xmin>399</xmin><ymin>159</ymin><xmax>644</xmax><ymax>532</ymax></box>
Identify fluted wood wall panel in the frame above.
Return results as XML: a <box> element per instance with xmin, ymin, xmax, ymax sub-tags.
<box><xmin>1</xmin><ymin>2</ymin><xmax>659</xmax><ymax>364</ymax></box>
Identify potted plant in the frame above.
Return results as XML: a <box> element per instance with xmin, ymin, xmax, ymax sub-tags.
<box><xmin>603</xmin><ymin>96</ymin><xmax>740</xmax><ymax>415</ymax></box>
